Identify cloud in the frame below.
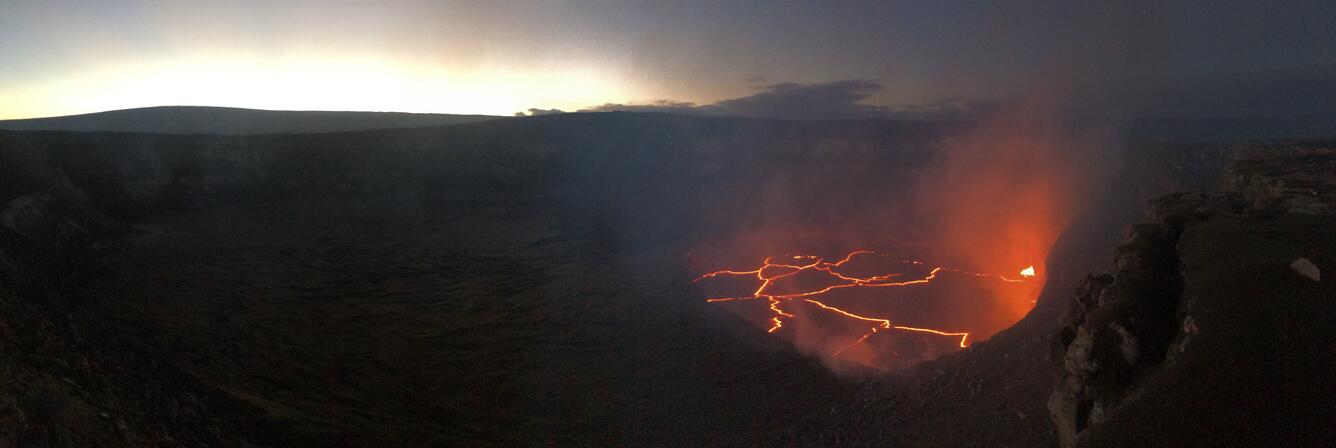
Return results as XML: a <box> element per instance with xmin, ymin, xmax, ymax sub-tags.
<box><xmin>551</xmin><ymin>63</ymin><xmax>1336</xmax><ymax>124</ymax></box>
<box><xmin>581</xmin><ymin>100</ymin><xmax>699</xmax><ymax>115</ymax></box>
<box><xmin>514</xmin><ymin>108</ymin><xmax>566</xmax><ymax>116</ymax></box>
<box><xmin>700</xmin><ymin>80</ymin><xmax>887</xmax><ymax>120</ymax></box>
<box><xmin>577</xmin><ymin>80</ymin><xmax>994</xmax><ymax>121</ymax></box>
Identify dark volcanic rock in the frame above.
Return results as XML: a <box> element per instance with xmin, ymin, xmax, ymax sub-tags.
<box><xmin>1050</xmin><ymin>143</ymin><xmax>1336</xmax><ymax>448</ymax></box>
<box><xmin>1049</xmin><ymin>222</ymin><xmax>1185</xmax><ymax>447</ymax></box>
<box><xmin>1227</xmin><ymin>143</ymin><xmax>1336</xmax><ymax>216</ymax></box>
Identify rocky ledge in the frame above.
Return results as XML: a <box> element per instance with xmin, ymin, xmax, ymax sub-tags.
<box><xmin>1050</xmin><ymin>141</ymin><xmax>1336</xmax><ymax>447</ymax></box>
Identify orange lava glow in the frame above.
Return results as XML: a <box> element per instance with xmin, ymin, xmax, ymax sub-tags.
<box><xmin>694</xmin><ymin>250</ymin><xmax>1036</xmax><ymax>367</ymax></box>
<box><xmin>690</xmin><ymin>97</ymin><xmax>1099</xmax><ymax>371</ymax></box>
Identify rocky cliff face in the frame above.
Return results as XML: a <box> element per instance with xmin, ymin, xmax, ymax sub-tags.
<box><xmin>1227</xmin><ymin>143</ymin><xmax>1336</xmax><ymax>215</ymax></box>
<box><xmin>1049</xmin><ymin>141</ymin><xmax>1336</xmax><ymax>447</ymax></box>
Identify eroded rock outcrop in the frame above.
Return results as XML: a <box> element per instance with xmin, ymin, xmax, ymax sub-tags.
<box><xmin>1227</xmin><ymin>145</ymin><xmax>1336</xmax><ymax>216</ymax></box>
<box><xmin>1048</xmin><ymin>221</ymin><xmax>1186</xmax><ymax>447</ymax></box>
<box><xmin>1049</xmin><ymin>143</ymin><xmax>1336</xmax><ymax>447</ymax></box>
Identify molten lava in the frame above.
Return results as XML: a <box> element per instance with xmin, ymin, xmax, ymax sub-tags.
<box><xmin>695</xmin><ymin>249</ymin><xmax>1037</xmax><ymax>368</ymax></box>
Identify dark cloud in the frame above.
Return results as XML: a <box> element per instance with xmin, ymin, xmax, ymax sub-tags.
<box><xmin>700</xmin><ymin>80</ymin><xmax>887</xmax><ymax>120</ymax></box>
<box><xmin>574</xmin><ymin>60</ymin><xmax>1336</xmax><ymax>126</ymax></box>
<box><xmin>514</xmin><ymin>108</ymin><xmax>566</xmax><ymax>117</ymax></box>
<box><xmin>579</xmin><ymin>80</ymin><xmax>995</xmax><ymax>121</ymax></box>
<box><xmin>581</xmin><ymin>100</ymin><xmax>700</xmax><ymax>115</ymax></box>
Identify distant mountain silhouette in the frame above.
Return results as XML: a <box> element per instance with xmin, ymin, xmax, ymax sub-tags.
<box><xmin>0</xmin><ymin>106</ymin><xmax>502</xmax><ymax>135</ymax></box>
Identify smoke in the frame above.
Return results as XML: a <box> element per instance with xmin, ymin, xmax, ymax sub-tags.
<box><xmin>678</xmin><ymin>1</ymin><xmax>1322</xmax><ymax>372</ymax></box>
<box><xmin>686</xmin><ymin>84</ymin><xmax>1118</xmax><ymax>373</ymax></box>
<box><xmin>912</xmin><ymin>91</ymin><xmax>1118</xmax><ymax>335</ymax></box>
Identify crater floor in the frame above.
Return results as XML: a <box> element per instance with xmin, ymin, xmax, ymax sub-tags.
<box><xmin>74</xmin><ymin>197</ymin><xmax>857</xmax><ymax>445</ymax></box>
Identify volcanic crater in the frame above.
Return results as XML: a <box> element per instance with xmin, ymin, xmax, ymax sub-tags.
<box><xmin>1</xmin><ymin>109</ymin><xmax>1333</xmax><ymax>447</ymax></box>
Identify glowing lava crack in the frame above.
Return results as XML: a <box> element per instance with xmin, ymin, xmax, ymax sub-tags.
<box><xmin>695</xmin><ymin>250</ymin><xmax>1036</xmax><ymax>361</ymax></box>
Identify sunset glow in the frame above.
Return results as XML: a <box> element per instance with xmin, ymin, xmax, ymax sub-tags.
<box><xmin>1</xmin><ymin>54</ymin><xmax>638</xmax><ymax>119</ymax></box>
<box><xmin>4</xmin><ymin>2</ymin><xmax>1326</xmax><ymax>122</ymax></box>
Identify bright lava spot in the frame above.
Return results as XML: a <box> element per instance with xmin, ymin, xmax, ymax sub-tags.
<box><xmin>1020</xmin><ymin>265</ymin><xmax>1036</xmax><ymax>277</ymax></box>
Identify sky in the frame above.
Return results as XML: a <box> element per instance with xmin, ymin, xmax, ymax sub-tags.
<box><xmin>2</xmin><ymin>0</ymin><xmax>1335</xmax><ymax>120</ymax></box>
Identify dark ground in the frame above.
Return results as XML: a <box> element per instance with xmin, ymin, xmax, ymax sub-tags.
<box><xmin>1083</xmin><ymin>212</ymin><xmax>1336</xmax><ymax>447</ymax></box>
<box><xmin>73</xmin><ymin>196</ymin><xmax>857</xmax><ymax>446</ymax></box>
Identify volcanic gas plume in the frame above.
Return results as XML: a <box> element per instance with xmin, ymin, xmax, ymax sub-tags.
<box><xmin>690</xmin><ymin>99</ymin><xmax>1099</xmax><ymax>371</ymax></box>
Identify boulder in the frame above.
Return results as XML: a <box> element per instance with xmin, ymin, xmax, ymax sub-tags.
<box><xmin>1290</xmin><ymin>258</ymin><xmax>1321</xmax><ymax>282</ymax></box>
